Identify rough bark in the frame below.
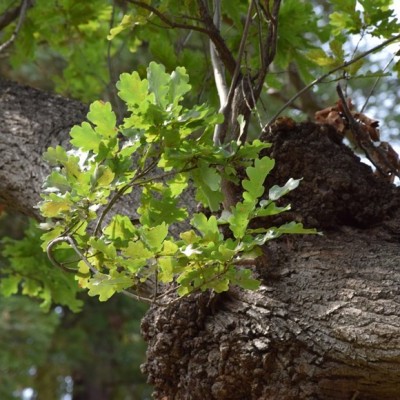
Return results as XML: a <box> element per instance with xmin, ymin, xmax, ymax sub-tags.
<box><xmin>141</xmin><ymin>123</ymin><xmax>400</xmax><ymax>399</ymax></box>
<box><xmin>0</xmin><ymin>78</ymin><xmax>88</xmax><ymax>218</ymax></box>
<box><xmin>2</xmin><ymin>79</ymin><xmax>400</xmax><ymax>399</ymax></box>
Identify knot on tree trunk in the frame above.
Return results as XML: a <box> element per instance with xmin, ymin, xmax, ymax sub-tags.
<box><xmin>261</xmin><ymin>121</ymin><xmax>400</xmax><ymax>229</ymax></box>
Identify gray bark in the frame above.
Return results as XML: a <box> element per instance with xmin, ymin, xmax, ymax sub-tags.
<box><xmin>0</xmin><ymin>78</ymin><xmax>87</xmax><ymax>218</ymax></box>
<box><xmin>2</xmin><ymin>78</ymin><xmax>400</xmax><ymax>399</ymax></box>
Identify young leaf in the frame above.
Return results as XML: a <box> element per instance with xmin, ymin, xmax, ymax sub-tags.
<box><xmin>70</xmin><ymin>122</ymin><xmax>102</xmax><ymax>152</ymax></box>
<box><xmin>140</xmin><ymin>223</ymin><xmax>169</xmax><ymax>252</ymax></box>
<box><xmin>117</xmin><ymin>71</ymin><xmax>150</xmax><ymax>110</ymax></box>
<box><xmin>191</xmin><ymin>214</ymin><xmax>221</xmax><ymax>242</ymax></box>
<box><xmin>268</xmin><ymin>178</ymin><xmax>301</xmax><ymax>201</ymax></box>
<box><xmin>87</xmin><ymin>101</ymin><xmax>117</xmax><ymax>138</ymax></box>
<box><xmin>242</xmin><ymin>157</ymin><xmax>275</xmax><ymax>200</ymax></box>
<box><xmin>147</xmin><ymin>61</ymin><xmax>170</xmax><ymax>108</ymax></box>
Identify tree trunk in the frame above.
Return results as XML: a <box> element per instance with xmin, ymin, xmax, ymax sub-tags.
<box><xmin>2</xmin><ymin>79</ymin><xmax>400</xmax><ymax>399</ymax></box>
<box><xmin>0</xmin><ymin>78</ymin><xmax>87</xmax><ymax>218</ymax></box>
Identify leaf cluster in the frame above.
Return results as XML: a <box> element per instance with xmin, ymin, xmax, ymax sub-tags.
<box><xmin>38</xmin><ymin>62</ymin><xmax>317</xmax><ymax>306</ymax></box>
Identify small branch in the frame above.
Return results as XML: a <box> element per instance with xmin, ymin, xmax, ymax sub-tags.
<box><xmin>255</xmin><ymin>0</ymin><xmax>281</xmax><ymax>93</ymax></box>
<box><xmin>121</xmin><ymin>289</ymin><xmax>153</xmax><ymax>303</ymax></box>
<box><xmin>94</xmin><ymin>162</ymin><xmax>196</xmax><ymax>236</ymax></box>
<box><xmin>107</xmin><ymin>2</ymin><xmax>125</xmax><ymax>120</ymax></box>
<box><xmin>336</xmin><ymin>83</ymin><xmax>400</xmax><ymax>179</ymax></box>
<box><xmin>127</xmin><ymin>0</ymin><xmax>209</xmax><ymax>33</ymax></box>
<box><xmin>228</xmin><ymin>0</ymin><xmax>255</xmax><ymax>100</ymax></box>
<box><xmin>0</xmin><ymin>4</ymin><xmax>21</xmax><ymax>31</ymax></box>
<box><xmin>360</xmin><ymin>53</ymin><xmax>395</xmax><ymax>114</ymax></box>
<box><xmin>264</xmin><ymin>33</ymin><xmax>400</xmax><ymax>131</ymax></box>
<box><xmin>287</xmin><ymin>63</ymin><xmax>320</xmax><ymax>117</ymax></box>
<box><xmin>47</xmin><ymin>235</ymin><xmax>98</xmax><ymax>276</ymax></box>
<box><xmin>0</xmin><ymin>0</ymin><xmax>30</xmax><ymax>53</ymax></box>
<box><xmin>128</xmin><ymin>0</ymin><xmax>236</xmax><ymax>74</ymax></box>
<box><xmin>47</xmin><ymin>235</ymin><xmax>156</xmax><ymax>303</ymax></box>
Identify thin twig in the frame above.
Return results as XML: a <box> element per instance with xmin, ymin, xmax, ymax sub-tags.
<box><xmin>360</xmin><ymin>53</ymin><xmax>396</xmax><ymax>113</ymax></box>
<box><xmin>0</xmin><ymin>0</ymin><xmax>29</xmax><ymax>53</ymax></box>
<box><xmin>121</xmin><ymin>289</ymin><xmax>153</xmax><ymax>303</ymax></box>
<box><xmin>245</xmin><ymin>73</ymin><xmax>264</xmax><ymax>129</ymax></box>
<box><xmin>48</xmin><ymin>235</ymin><xmax>155</xmax><ymax>303</ymax></box>
<box><xmin>336</xmin><ymin>83</ymin><xmax>400</xmax><ymax>179</ymax></box>
<box><xmin>94</xmin><ymin>162</ymin><xmax>196</xmax><ymax>236</ymax></box>
<box><xmin>265</xmin><ymin>33</ymin><xmax>400</xmax><ymax>131</ymax></box>
<box><xmin>47</xmin><ymin>235</ymin><xmax>98</xmax><ymax>275</ymax></box>
<box><xmin>255</xmin><ymin>0</ymin><xmax>281</xmax><ymax>93</ymax></box>
<box><xmin>127</xmin><ymin>0</ymin><xmax>209</xmax><ymax>33</ymax></box>
<box><xmin>128</xmin><ymin>0</ymin><xmax>235</xmax><ymax>74</ymax></box>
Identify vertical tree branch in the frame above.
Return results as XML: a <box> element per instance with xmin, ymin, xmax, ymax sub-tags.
<box><xmin>210</xmin><ymin>0</ymin><xmax>228</xmax><ymax>145</ymax></box>
<box><xmin>255</xmin><ymin>0</ymin><xmax>281</xmax><ymax>94</ymax></box>
<box><xmin>215</xmin><ymin>0</ymin><xmax>255</xmax><ymax>145</ymax></box>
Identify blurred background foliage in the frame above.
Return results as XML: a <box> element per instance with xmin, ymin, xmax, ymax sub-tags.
<box><xmin>1</xmin><ymin>0</ymin><xmax>400</xmax><ymax>398</ymax></box>
<box><xmin>0</xmin><ymin>212</ymin><xmax>151</xmax><ymax>399</ymax></box>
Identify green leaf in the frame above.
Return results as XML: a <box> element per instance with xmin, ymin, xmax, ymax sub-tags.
<box><xmin>306</xmin><ymin>49</ymin><xmax>337</xmax><ymax>68</ymax></box>
<box><xmin>88</xmin><ymin>237</ymin><xmax>117</xmax><ymax>259</ymax></box>
<box><xmin>40</xmin><ymin>194</ymin><xmax>73</xmax><ymax>217</ymax></box>
<box><xmin>191</xmin><ymin>214</ymin><xmax>221</xmax><ymax>242</ymax></box>
<box><xmin>268</xmin><ymin>178</ymin><xmax>301</xmax><ymax>201</ymax></box>
<box><xmin>70</xmin><ymin>122</ymin><xmax>102</xmax><ymax>152</ymax></box>
<box><xmin>255</xmin><ymin>202</ymin><xmax>291</xmax><ymax>217</ymax></box>
<box><xmin>123</xmin><ymin>240</ymin><xmax>153</xmax><ymax>259</ymax></box>
<box><xmin>87</xmin><ymin>101</ymin><xmax>117</xmax><ymax>138</ymax></box>
<box><xmin>117</xmin><ymin>71</ymin><xmax>150</xmax><ymax>111</ymax></box>
<box><xmin>87</xmin><ymin>272</ymin><xmax>133</xmax><ymax>301</ymax></box>
<box><xmin>107</xmin><ymin>14</ymin><xmax>135</xmax><ymax>40</ymax></box>
<box><xmin>198</xmin><ymin>160</ymin><xmax>221</xmax><ymax>191</ymax></box>
<box><xmin>43</xmin><ymin>170</ymin><xmax>70</xmax><ymax>193</ymax></box>
<box><xmin>147</xmin><ymin>61</ymin><xmax>170</xmax><ymax>108</ymax></box>
<box><xmin>158</xmin><ymin>256</ymin><xmax>177</xmax><ymax>283</ymax></box>
<box><xmin>276</xmin><ymin>222</ymin><xmax>320</xmax><ymax>235</ymax></box>
<box><xmin>208</xmin><ymin>276</ymin><xmax>230</xmax><ymax>293</ymax></box>
<box><xmin>228</xmin><ymin>200</ymin><xmax>256</xmax><ymax>239</ymax></box>
<box><xmin>242</xmin><ymin>156</ymin><xmax>275</xmax><ymax>200</ymax></box>
<box><xmin>103</xmin><ymin>215</ymin><xmax>137</xmax><ymax>242</ymax></box>
<box><xmin>43</xmin><ymin>145</ymin><xmax>68</xmax><ymax>165</ymax></box>
<box><xmin>0</xmin><ymin>276</ymin><xmax>20</xmax><ymax>296</ymax></box>
<box><xmin>232</xmin><ymin>268</ymin><xmax>260</xmax><ymax>290</ymax></box>
<box><xmin>234</xmin><ymin>140</ymin><xmax>271</xmax><ymax>159</ymax></box>
<box><xmin>91</xmin><ymin>165</ymin><xmax>115</xmax><ymax>188</ymax></box>
<box><xmin>192</xmin><ymin>169</ymin><xmax>223</xmax><ymax>211</ymax></box>
<box><xmin>140</xmin><ymin>223</ymin><xmax>168</xmax><ymax>252</ymax></box>
<box><xmin>169</xmin><ymin>66</ymin><xmax>191</xmax><ymax>106</ymax></box>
